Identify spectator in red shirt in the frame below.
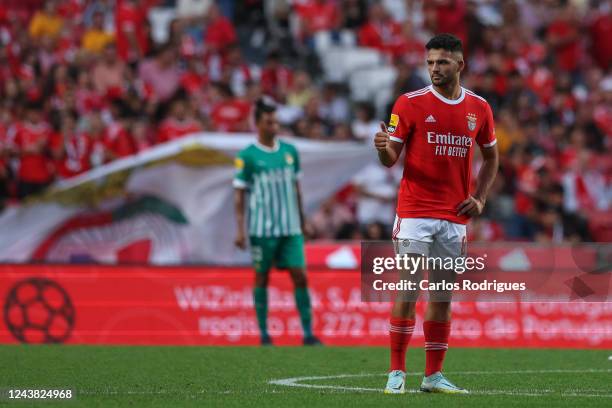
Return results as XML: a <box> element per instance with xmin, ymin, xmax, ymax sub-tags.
<box><xmin>431</xmin><ymin>0</ymin><xmax>468</xmax><ymax>51</ymax></box>
<box><xmin>104</xmin><ymin>118</ymin><xmax>136</xmax><ymax>160</ymax></box>
<box><xmin>260</xmin><ymin>50</ymin><xmax>293</xmax><ymax>101</ymax></box>
<box><xmin>295</xmin><ymin>0</ymin><xmax>340</xmax><ymax>39</ymax></box>
<box><xmin>358</xmin><ymin>2</ymin><xmax>402</xmax><ymax>57</ymax></box>
<box><xmin>210</xmin><ymin>83</ymin><xmax>251</xmax><ymax>132</ymax></box>
<box><xmin>12</xmin><ymin>102</ymin><xmax>54</xmax><ymax>198</ymax></box>
<box><xmin>157</xmin><ymin>99</ymin><xmax>203</xmax><ymax>143</ymax></box>
<box><xmin>115</xmin><ymin>0</ymin><xmax>149</xmax><ymax>62</ymax></box>
<box><xmin>181</xmin><ymin>58</ymin><xmax>209</xmax><ymax>97</ymax></box>
<box><xmin>75</xmin><ymin>70</ymin><xmax>104</xmax><ymax>115</ymax></box>
<box><xmin>589</xmin><ymin>6</ymin><xmax>612</xmax><ymax>70</ymax></box>
<box><xmin>56</xmin><ymin>0</ymin><xmax>84</xmax><ymax>20</ymax></box>
<box><xmin>51</xmin><ymin>111</ymin><xmax>91</xmax><ymax>179</ymax></box>
<box><xmin>391</xmin><ymin>21</ymin><xmax>425</xmax><ymax>64</ymax></box>
<box><xmin>547</xmin><ymin>4</ymin><xmax>583</xmax><ymax>73</ymax></box>
<box><xmin>103</xmin><ymin>100</ymin><xmax>137</xmax><ymax>160</ymax></box>
<box><xmin>85</xmin><ymin>112</ymin><xmax>109</xmax><ymax>168</ymax></box>
<box><xmin>131</xmin><ymin>118</ymin><xmax>154</xmax><ymax>152</ymax></box>
<box><xmin>204</xmin><ymin>3</ymin><xmax>237</xmax><ymax>54</ymax></box>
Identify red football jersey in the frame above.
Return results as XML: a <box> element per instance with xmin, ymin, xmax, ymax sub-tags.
<box><xmin>211</xmin><ymin>100</ymin><xmax>251</xmax><ymax>132</ymax></box>
<box><xmin>14</xmin><ymin>122</ymin><xmax>54</xmax><ymax>183</ymax></box>
<box><xmin>204</xmin><ymin>16</ymin><xmax>237</xmax><ymax>50</ymax></box>
<box><xmin>115</xmin><ymin>1</ymin><xmax>149</xmax><ymax>61</ymax></box>
<box><xmin>295</xmin><ymin>1</ymin><xmax>339</xmax><ymax>34</ymax></box>
<box><xmin>157</xmin><ymin>118</ymin><xmax>202</xmax><ymax>143</ymax></box>
<box><xmin>388</xmin><ymin>86</ymin><xmax>496</xmax><ymax>224</ymax></box>
<box><xmin>104</xmin><ymin>122</ymin><xmax>135</xmax><ymax>158</ymax></box>
<box><xmin>50</xmin><ymin>131</ymin><xmax>92</xmax><ymax>179</ymax></box>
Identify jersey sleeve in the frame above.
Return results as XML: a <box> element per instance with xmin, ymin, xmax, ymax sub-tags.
<box><xmin>291</xmin><ymin>145</ymin><xmax>302</xmax><ymax>179</ymax></box>
<box><xmin>387</xmin><ymin>95</ymin><xmax>412</xmax><ymax>144</ymax></box>
<box><xmin>232</xmin><ymin>150</ymin><xmax>252</xmax><ymax>189</ymax></box>
<box><xmin>476</xmin><ymin>103</ymin><xmax>497</xmax><ymax>148</ymax></box>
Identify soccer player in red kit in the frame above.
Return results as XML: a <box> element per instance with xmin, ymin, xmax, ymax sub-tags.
<box><xmin>375</xmin><ymin>34</ymin><xmax>499</xmax><ymax>394</ymax></box>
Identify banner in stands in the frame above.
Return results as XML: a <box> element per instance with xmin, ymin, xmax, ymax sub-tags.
<box><xmin>1</xmin><ymin>265</ymin><xmax>610</xmax><ymax>348</ymax></box>
<box><xmin>0</xmin><ymin>134</ymin><xmax>373</xmax><ymax>265</ymax></box>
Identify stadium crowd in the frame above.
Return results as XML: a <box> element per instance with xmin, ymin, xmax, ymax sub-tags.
<box><xmin>0</xmin><ymin>0</ymin><xmax>610</xmax><ymax>242</ymax></box>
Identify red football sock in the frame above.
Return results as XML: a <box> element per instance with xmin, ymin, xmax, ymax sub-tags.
<box><xmin>424</xmin><ymin>320</ymin><xmax>451</xmax><ymax>376</ymax></box>
<box><xmin>389</xmin><ymin>317</ymin><xmax>415</xmax><ymax>372</ymax></box>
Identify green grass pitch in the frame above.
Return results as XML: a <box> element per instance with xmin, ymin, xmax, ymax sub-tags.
<box><xmin>1</xmin><ymin>345</ymin><xmax>610</xmax><ymax>407</ymax></box>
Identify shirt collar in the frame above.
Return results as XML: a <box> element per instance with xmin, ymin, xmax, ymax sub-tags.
<box><xmin>429</xmin><ymin>85</ymin><xmax>465</xmax><ymax>105</ymax></box>
<box><xmin>255</xmin><ymin>139</ymin><xmax>280</xmax><ymax>153</ymax></box>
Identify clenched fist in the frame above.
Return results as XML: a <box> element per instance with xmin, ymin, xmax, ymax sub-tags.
<box><xmin>374</xmin><ymin>121</ymin><xmax>390</xmax><ymax>152</ymax></box>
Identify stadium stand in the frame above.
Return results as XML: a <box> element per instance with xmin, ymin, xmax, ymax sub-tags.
<box><xmin>0</xmin><ymin>0</ymin><xmax>609</xmax><ymax>242</ymax></box>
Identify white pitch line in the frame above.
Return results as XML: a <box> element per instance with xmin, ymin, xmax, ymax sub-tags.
<box><xmin>268</xmin><ymin>369</ymin><xmax>612</xmax><ymax>398</ymax></box>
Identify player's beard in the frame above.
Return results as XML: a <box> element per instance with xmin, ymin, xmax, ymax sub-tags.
<box><xmin>431</xmin><ymin>74</ymin><xmax>451</xmax><ymax>86</ymax></box>
<box><xmin>260</xmin><ymin>130</ymin><xmax>276</xmax><ymax>142</ymax></box>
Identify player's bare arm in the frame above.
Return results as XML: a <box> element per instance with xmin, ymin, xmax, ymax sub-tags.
<box><xmin>374</xmin><ymin>122</ymin><xmax>403</xmax><ymax>167</ymax></box>
<box><xmin>457</xmin><ymin>144</ymin><xmax>499</xmax><ymax>217</ymax></box>
<box><xmin>234</xmin><ymin>188</ymin><xmax>247</xmax><ymax>249</ymax></box>
<box><xmin>295</xmin><ymin>181</ymin><xmax>310</xmax><ymax>237</ymax></box>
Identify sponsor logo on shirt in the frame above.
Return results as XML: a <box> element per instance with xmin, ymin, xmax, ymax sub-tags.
<box><xmin>427</xmin><ymin>131</ymin><xmax>472</xmax><ymax>158</ymax></box>
<box><xmin>427</xmin><ymin>132</ymin><xmax>473</xmax><ymax>147</ymax></box>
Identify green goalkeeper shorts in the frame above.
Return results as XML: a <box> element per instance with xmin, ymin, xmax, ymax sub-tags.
<box><xmin>249</xmin><ymin>235</ymin><xmax>306</xmax><ymax>274</ymax></box>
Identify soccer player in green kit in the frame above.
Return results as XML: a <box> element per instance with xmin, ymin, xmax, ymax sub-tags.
<box><xmin>233</xmin><ymin>97</ymin><xmax>322</xmax><ymax>346</ymax></box>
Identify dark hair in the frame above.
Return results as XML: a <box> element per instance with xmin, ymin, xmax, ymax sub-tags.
<box><xmin>425</xmin><ymin>33</ymin><xmax>463</xmax><ymax>53</ymax></box>
<box><xmin>25</xmin><ymin>101</ymin><xmax>44</xmax><ymax>112</ymax></box>
<box><xmin>254</xmin><ymin>96</ymin><xmax>277</xmax><ymax>123</ymax></box>
<box><xmin>156</xmin><ymin>42</ymin><xmax>174</xmax><ymax>56</ymax></box>
<box><xmin>266</xmin><ymin>49</ymin><xmax>280</xmax><ymax>61</ymax></box>
<box><xmin>550</xmin><ymin>183</ymin><xmax>564</xmax><ymax>195</ymax></box>
<box><xmin>213</xmin><ymin>82</ymin><xmax>234</xmax><ymax>98</ymax></box>
<box><xmin>63</xmin><ymin>109</ymin><xmax>78</xmax><ymax>121</ymax></box>
<box><xmin>356</xmin><ymin>102</ymin><xmax>375</xmax><ymax>121</ymax></box>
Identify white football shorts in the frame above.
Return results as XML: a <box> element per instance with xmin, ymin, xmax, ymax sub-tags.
<box><xmin>391</xmin><ymin>216</ymin><xmax>467</xmax><ymax>259</ymax></box>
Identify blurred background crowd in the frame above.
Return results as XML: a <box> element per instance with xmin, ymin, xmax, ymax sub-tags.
<box><xmin>0</xmin><ymin>0</ymin><xmax>610</xmax><ymax>242</ymax></box>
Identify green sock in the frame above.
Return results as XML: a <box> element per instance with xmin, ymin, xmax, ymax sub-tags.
<box><xmin>253</xmin><ymin>287</ymin><xmax>268</xmax><ymax>338</ymax></box>
<box><xmin>294</xmin><ymin>287</ymin><xmax>313</xmax><ymax>338</ymax></box>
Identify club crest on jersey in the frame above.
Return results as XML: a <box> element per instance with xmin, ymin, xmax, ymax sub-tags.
<box><xmin>285</xmin><ymin>153</ymin><xmax>294</xmax><ymax>165</ymax></box>
<box><xmin>466</xmin><ymin>113</ymin><xmax>477</xmax><ymax>131</ymax></box>
<box><xmin>388</xmin><ymin>113</ymin><xmax>399</xmax><ymax>133</ymax></box>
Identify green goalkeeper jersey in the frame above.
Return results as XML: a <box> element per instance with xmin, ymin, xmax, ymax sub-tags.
<box><xmin>233</xmin><ymin>140</ymin><xmax>303</xmax><ymax>238</ymax></box>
